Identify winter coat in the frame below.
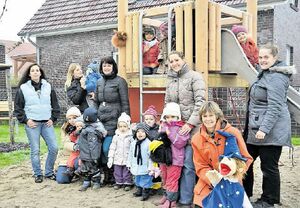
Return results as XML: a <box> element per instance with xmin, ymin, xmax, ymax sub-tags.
<box><xmin>85</xmin><ymin>72</ymin><xmax>102</xmax><ymax>93</ymax></box>
<box><xmin>66</xmin><ymin>78</ymin><xmax>88</xmax><ymax>113</ymax></box>
<box><xmin>78</xmin><ymin>125</ymin><xmax>102</xmax><ymax>161</ymax></box>
<box><xmin>127</xmin><ymin>138</ymin><xmax>152</xmax><ymax>176</ymax></box>
<box><xmin>165</xmin><ymin>64</ymin><xmax>206</xmax><ymax>135</ymax></box>
<box><xmin>161</xmin><ymin>121</ymin><xmax>190</xmax><ymax>166</ymax></box>
<box><xmin>191</xmin><ymin>120</ymin><xmax>253</xmax><ymax>207</ymax></box>
<box><xmin>240</xmin><ymin>37</ymin><xmax>259</xmax><ymax>67</ymax></box>
<box><xmin>96</xmin><ymin>75</ymin><xmax>130</xmax><ymax>136</ymax></box>
<box><xmin>108</xmin><ymin>129</ymin><xmax>133</xmax><ymax>166</ymax></box>
<box><xmin>147</xmin><ymin>123</ymin><xmax>159</xmax><ymax>141</ymax></box>
<box><xmin>143</xmin><ymin>39</ymin><xmax>160</xmax><ymax>68</ymax></box>
<box><xmin>246</xmin><ymin>62</ymin><xmax>294</xmax><ymax>147</ymax></box>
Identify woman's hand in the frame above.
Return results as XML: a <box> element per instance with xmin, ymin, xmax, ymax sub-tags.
<box><xmin>255</xmin><ymin>130</ymin><xmax>266</xmax><ymax>140</ymax></box>
<box><xmin>179</xmin><ymin>123</ymin><xmax>192</xmax><ymax>135</ymax></box>
<box><xmin>46</xmin><ymin>119</ymin><xmax>53</xmax><ymax>127</ymax></box>
<box><xmin>27</xmin><ymin>119</ymin><xmax>37</xmax><ymax>128</ymax></box>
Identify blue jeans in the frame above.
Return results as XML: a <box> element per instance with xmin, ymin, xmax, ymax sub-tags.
<box><xmin>25</xmin><ymin>122</ymin><xmax>58</xmax><ymax>177</ymax></box>
<box><xmin>102</xmin><ymin>136</ymin><xmax>113</xmax><ymax>163</ymax></box>
<box><xmin>135</xmin><ymin>174</ymin><xmax>153</xmax><ymax>189</ymax></box>
<box><xmin>179</xmin><ymin>144</ymin><xmax>196</xmax><ymax>205</ymax></box>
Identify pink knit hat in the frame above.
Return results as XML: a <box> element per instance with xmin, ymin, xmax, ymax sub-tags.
<box><xmin>231</xmin><ymin>25</ymin><xmax>247</xmax><ymax>35</ymax></box>
<box><xmin>143</xmin><ymin>105</ymin><xmax>158</xmax><ymax>118</ymax></box>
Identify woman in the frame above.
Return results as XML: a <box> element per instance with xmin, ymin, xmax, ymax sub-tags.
<box><xmin>56</xmin><ymin>106</ymin><xmax>81</xmax><ymax>184</ymax></box>
<box><xmin>14</xmin><ymin>64</ymin><xmax>60</xmax><ymax>183</ymax></box>
<box><xmin>96</xmin><ymin>56</ymin><xmax>130</xmax><ymax>185</ymax></box>
<box><xmin>192</xmin><ymin>101</ymin><xmax>253</xmax><ymax>208</ymax></box>
<box><xmin>243</xmin><ymin>44</ymin><xmax>295</xmax><ymax>208</ymax></box>
<box><xmin>165</xmin><ymin>51</ymin><xmax>206</xmax><ymax>207</ymax></box>
<box><xmin>65</xmin><ymin>63</ymin><xmax>88</xmax><ymax>113</ymax></box>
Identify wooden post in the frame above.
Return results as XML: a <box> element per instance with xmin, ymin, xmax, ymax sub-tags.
<box><xmin>216</xmin><ymin>4</ymin><xmax>221</xmax><ymax>71</ymax></box>
<box><xmin>195</xmin><ymin>0</ymin><xmax>208</xmax><ymax>100</ymax></box>
<box><xmin>209</xmin><ymin>2</ymin><xmax>216</xmax><ymax>71</ymax></box>
<box><xmin>184</xmin><ymin>3</ymin><xmax>193</xmax><ymax>68</ymax></box>
<box><xmin>247</xmin><ymin>0</ymin><xmax>257</xmax><ymax>43</ymax></box>
<box><xmin>118</xmin><ymin>0</ymin><xmax>128</xmax><ymax>78</ymax></box>
<box><xmin>175</xmin><ymin>5</ymin><xmax>184</xmax><ymax>53</ymax></box>
<box><xmin>132</xmin><ymin>13</ymin><xmax>140</xmax><ymax>73</ymax></box>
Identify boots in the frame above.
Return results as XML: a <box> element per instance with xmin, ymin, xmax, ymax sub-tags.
<box><xmin>160</xmin><ymin>199</ymin><xmax>171</xmax><ymax>208</ymax></box>
<box><xmin>79</xmin><ymin>180</ymin><xmax>91</xmax><ymax>191</ymax></box>
<box><xmin>141</xmin><ymin>188</ymin><xmax>151</xmax><ymax>201</ymax></box>
<box><xmin>133</xmin><ymin>186</ymin><xmax>143</xmax><ymax>197</ymax></box>
<box><xmin>154</xmin><ymin>195</ymin><xmax>167</xmax><ymax>206</ymax></box>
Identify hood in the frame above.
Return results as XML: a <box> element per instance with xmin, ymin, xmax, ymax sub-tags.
<box><xmin>269</xmin><ymin>64</ymin><xmax>296</xmax><ymax>75</ymax></box>
<box><xmin>167</xmin><ymin>63</ymin><xmax>189</xmax><ymax>78</ymax></box>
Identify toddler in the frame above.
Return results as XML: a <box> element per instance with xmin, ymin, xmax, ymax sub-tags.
<box><xmin>143</xmin><ymin>105</ymin><xmax>159</xmax><ymax>141</ymax></box>
<box><xmin>85</xmin><ymin>60</ymin><xmax>102</xmax><ymax>107</ymax></box>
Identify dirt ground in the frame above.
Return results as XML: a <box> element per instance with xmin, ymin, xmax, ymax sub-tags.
<box><xmin>0</xmin><ymin>147</ymin><xmax>299</xmax><ymax>208</ymax></box>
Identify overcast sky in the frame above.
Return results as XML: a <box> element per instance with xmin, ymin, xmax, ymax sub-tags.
<box><xmin>0</xmin><ymin>0</ymin><xmax>45</xmax><ymax>41</ymax></box>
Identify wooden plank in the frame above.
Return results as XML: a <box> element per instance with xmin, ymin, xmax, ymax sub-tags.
<box><xmin>221</xmin><ymin>17</ymin><xmax>242</xmax><ymax>26</ymax></box>
<box><xmin>143</xmin><ymin>5</ymin><xmax>170</xmax><ymax>17</ymax></box>
<box><xmin>142</xmin><ymin>18</ymin><xmax>163</xmax><ymax>27</ymax></box>
<box><xmin>132</xmin><ymin>13</ymin><xmax>140</xmax><ymax>73</ymax></box>
<box><xmin>220</xmin><ymin>4</ymin><xmax>243</xmax><ymax>19</ymax></box>
<box><xmin>216</xmin><ymin>4</ymin><xmax>221</xmax><ymax>71</ymax></box>
<box><xmin>209</xmin><ymin>2</ymin><xmax>216</xmax><ymax>71</ymax></box>
<box><xmin>184</xmin><ymin>3</ymin><xmax>193</xmax><ymax>68</ymax></box>
<box><xmin>195</xmin><ymin>0</ymin><xmax>208</xmax><ymax>99</ymax></box>
<box><xmin>125</xmin><ymin>14</ymin><xmax>133</xmax><ymax>73</ymax></box>
<box><xmin>175</xmin><ymin>5</ymin><xmax>184</xmax><ymax>53</ymax></box>
<box><xmin>247</xmin><ymin>0</ymin><xmax>257</xmax><ymax>43</ymax></box>
<box><xmin>248</xmin><ymin>14</ymin><xmax>253</xmax><ymax>38</ymax></box>
<box><xmin>242</xmin><ymin>12</ymin><xmax>249</xmax><ymax>32</ymax></box>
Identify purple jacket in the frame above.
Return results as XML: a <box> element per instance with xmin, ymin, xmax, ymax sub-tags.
<box><xmin>161</xmin><ymin>121</ymin><xmax>190</xmax><ymax>166</ymax></box>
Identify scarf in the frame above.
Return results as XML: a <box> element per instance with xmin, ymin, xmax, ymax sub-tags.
<box><xmin>134</xmin><ymin>139</ymin><xmax>145</xmax><ymax>165</ymax></box>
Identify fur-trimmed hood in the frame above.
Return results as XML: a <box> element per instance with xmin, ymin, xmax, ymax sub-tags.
<box><xmin>269</xmin><ymin>64</ymin><xmax>296</xmax><ymax>75</ymax></box>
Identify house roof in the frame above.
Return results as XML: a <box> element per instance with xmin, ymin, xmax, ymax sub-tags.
<box><xmin>18</xmin><ymin>0</ymin><xmax>287</xmax><ymax>37</ymax></box>
<box><xmin>0</xmin><ymin>40</ymin><xmax>35</xmax><ymax>57</ymax></box>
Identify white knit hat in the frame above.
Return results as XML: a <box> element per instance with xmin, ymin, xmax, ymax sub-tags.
<box><xmin>66</xmin><ymin>106</ymin><xmax>81</xmax><ymax>118</ymax></box>
<box><xmin>118</xmin><ymin>112</ymin><xmax>131</xmax><ymax>127</ymax></box>
<box><xmin>161</xmin><ymin>102</ymin><xmax>181</xmax><ymax>121</ymax></box>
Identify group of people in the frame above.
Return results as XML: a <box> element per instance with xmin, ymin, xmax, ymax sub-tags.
<box><xmin>14</xmin><ymin>23</ymin><xmax>294</xmax><ymax>208</ymax></box>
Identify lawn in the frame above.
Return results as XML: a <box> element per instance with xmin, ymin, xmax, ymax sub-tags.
<box><xmin>0</xmin><ymin>124</ymin><xmax>61</xmax><ymax>168</ymax></box>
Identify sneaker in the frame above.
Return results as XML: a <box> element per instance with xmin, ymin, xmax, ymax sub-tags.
<box><xmin>252</xmin><ymin>200</ymin><xmax>275</xmax><ymax>208</ymax></box>
<box><xmin>92</xmin><ymin>182</ymin><xmax>101</xmax><ymax>190</ymax></box>
<box><xmin>124</xmin><ymin>185</ymin><xmax>132</xmax><ymax>191</ymax></box>
<box><xmin>44</xmin><ymin>174</ymin><xmax>56</xmax><ymax>181</ymax></box>
<box><xmin>79</xmin><ymin>181</ymin><xmax>91</xmax><ymax>191</ymax></box>
<box><xmin>114</xmin><ymin>184</ymin><xmax>122</xmax><ymax>190</ymax></box>
<box><xmin>34</xmin><ymin>175</ymin><xmax>43</xmax><ymax>183</ymax></box>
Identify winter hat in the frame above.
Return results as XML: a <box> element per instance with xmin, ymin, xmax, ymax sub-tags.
<box><xmin>161</xmin><ymin>102</ymin><xmax>181</xmax><ymax>121</ymax></box>
<box><xmin>135</xmin><ymin>122</ymin><xmax>150</xmax><ymax>137</ymax></box>
<box><xmin>159</xmin><ymin>22</ymin><xmax>168</xmax><ymax>37</ymax></box>
<box><xmin>231</xmin><ymin>25</ymin><xmax>247</xmax><ymax>36</ymax></box>
<box><xmin>118</xmin><ymin>112</ymin><xmax>131</xmax><ymax>127</ymax></box>
<box><xmin>83</xmin><ymin>107</ymin><xmax>98</xmax><ymax>123</ymax></box>
<box><xmin>143</xmin><ymin>105</ymin><xmax>158</xmax><ymax>118</ymax></box>
<box><xmin>66</xmin><ymin>107</ymin><xmax>81</xmax><ymax>118</ymax></box>
<box><xmin>217</xmin><ymin>130</ymin><xmax>247</xmax><ymax>162</ymax></box>
<box><xmin>87</xmin><ymin>60</ymin><xmax>100</xmax><ymax>74</ymax></box>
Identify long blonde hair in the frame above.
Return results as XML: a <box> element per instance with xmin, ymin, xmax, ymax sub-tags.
<box><xmin>65</xmin><ymin>63</ymin><xmax>81</xmax><ymax>91</ymax></box>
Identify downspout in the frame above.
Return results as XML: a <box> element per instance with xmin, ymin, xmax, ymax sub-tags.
<box><xmin>26</xmin><ymin>34</ymin><xmax>40</xmax><ymax>65</ymax></box>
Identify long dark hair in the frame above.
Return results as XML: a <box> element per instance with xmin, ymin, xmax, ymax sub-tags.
<box><xmin>99</xmin><ymin>56</ymin><xmax>118</xmax><ymax>78</ymax></box>
<box><xmin>18</xmin><ymin>63</ymin><xmax>46</xmax><ymax>87</ymax></box>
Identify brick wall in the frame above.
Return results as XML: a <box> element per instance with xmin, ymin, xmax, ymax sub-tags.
<box><xmin>257</xmin><ymin>10</ymin><xmax>274</xmax><ymax>45</ymax></box>
<box><xmin>0</xmin><ymin>44</ymin><xmax>7</xmax><ymax>101</ymax></box>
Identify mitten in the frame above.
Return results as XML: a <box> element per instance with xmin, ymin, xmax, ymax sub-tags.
<box><xmin>107</xmin><ymin>158</ymin><xmax>113</xmax><ymax>168</ymax></box>
<box><xmin>206</xmin><ymin>169</ymin><xmax>223</xmax><ymax>187</ymax></box>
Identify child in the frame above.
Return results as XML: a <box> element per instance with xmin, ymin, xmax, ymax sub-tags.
<box><xmin>107</xmin><ymin>112</ymin><xmax>134</xmax><ymax>191</ymax></box>
<box><xmin>143</xmin><ymin>26</ymin><xmax>160</xmax><ymax>75</ymax></box>
<box><xmin>78</xmin><ymin>107</ymin><xmax>104</xmax><ymax>191</ymax></box>
<box><xmin>85</xmin><ymin>60</ymin><xmax>102</xmax><ymax>107</ymax></box>
<box><xmin>127</xmin><ymin>123</ymin><xmax>153</xmax><ymax>201</ymax></box>
<box><xmin>155</xmin><ymin>102</ymin><xmax>190</xmax><ymax>207</ymax></box>
<box><xmin>231</xmin><ymin>25</ymin><xmax>259</xmax><ymax>67</ymax></box>
<box><xmin>63</xmin><ymin>116</ymin><xmax>84</xmax><ymax>177</ymax></box>
<box><xmin>143</xmin><ymin>105</ymin><xmax>159</xmax><ymax>141</ymax></box>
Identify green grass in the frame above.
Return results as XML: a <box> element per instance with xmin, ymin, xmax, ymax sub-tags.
<box><xmin>0</xmin><ymin>124</ymin><xmax>61</xmax><ymax>168</ymax></box>
<box><xmin>292</xmin><ymin>137</ymin><xmax>300</xmax><ymax>146</ymax></box>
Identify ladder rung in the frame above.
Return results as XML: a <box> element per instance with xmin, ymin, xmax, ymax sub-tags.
<box><xmin>142</xmin><ymin>91</ymin><xmax>166</xmax><ymax>94</ymax></box>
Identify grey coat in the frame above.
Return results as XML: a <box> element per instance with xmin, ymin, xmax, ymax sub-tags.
<box><xmin>165</xmin><ymin>64</ymin><xmax>206</xmax><ymax>135</ymax></box>
<box><xmin>246</xmin><ymin>62</ymin><xmax>295</xmax><ymax>147</ymax></box>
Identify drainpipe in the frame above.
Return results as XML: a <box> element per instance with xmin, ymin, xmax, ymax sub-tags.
<box><xmin>26</xmin><ymin>34</ymin><xmax>40</xmax><ymax>65</ymax></box>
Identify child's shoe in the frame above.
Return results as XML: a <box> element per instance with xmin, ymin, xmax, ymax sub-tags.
<box><xmin>124</xmin><ymin>185</ymin><xmax>132</xmax><ymax>191</ymax></box>
<box><xmin>113</xmin><ymin>184</ymin><xmax>122</xmax><ymax>190</ymax></box>
<box><xmin>133</xmin><ymin>186</ymin><xmax>143</xmax><ymax>197</ymax></box>
<box><xmin>154</xmin><ymin>195</ymin><xmax>167</xmax><ymax>206</ymax></box>
<box><xmin>141</xmin><ymin>188</ymin><xmax>151</xmax><ymax>201</ymax></box>
<box><xmin>74</xmin><ymin>167</ymin><xmax>82</xmax><ymax>176</ymax></box>
<box><xmin>160</xmin><ymin>200</ymin><xmax>171</xmax><ymax>208</ymax></box>
<box><xmin>63</xmin><ymin>167</ymin><xmax>74</xmax><ymax>176</ymax></box>
<box><xmin>79</xmin><ymin>181</ymin><xmax>91</xmax><ymax>191</ymax></box>
<box><xmin>92</xmin><ymin>182</ymin><xmax>101</xmax><ymax>190</ymax></box>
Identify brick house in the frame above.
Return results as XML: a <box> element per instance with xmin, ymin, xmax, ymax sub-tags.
<box><xmin>15</xmin><ymin>0</ymin><xmax>300</xmax><ymax>134</ymax></box>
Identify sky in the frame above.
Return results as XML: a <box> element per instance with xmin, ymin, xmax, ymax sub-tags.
<box><xmin>0</xmin><ymin>0</ymin><xmax>45</xmax><ymax>41</ymax></box>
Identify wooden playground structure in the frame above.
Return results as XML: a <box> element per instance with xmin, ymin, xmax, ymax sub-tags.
<box><xmin>116</xmin><ymin>0</ymin><xmax>258</xmax><ymax>121</ymax></box>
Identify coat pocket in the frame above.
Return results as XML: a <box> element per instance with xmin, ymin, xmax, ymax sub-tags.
<box><xmin>249</xmin><ymin>111</ymin><xmax>266</xmax><ymax>130</ymax></box>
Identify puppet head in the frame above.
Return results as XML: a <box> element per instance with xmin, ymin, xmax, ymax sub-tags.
<box><xmin>111</xmin><ymin>30</ymin><xmax>127</xmax><ymax>48</ymax></box>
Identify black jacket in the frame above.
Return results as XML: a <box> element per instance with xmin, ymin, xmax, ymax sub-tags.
<box><xmin>66</xmin><ymin>78</ymin><xmax>88</xmax><ymax>113</ymax></box>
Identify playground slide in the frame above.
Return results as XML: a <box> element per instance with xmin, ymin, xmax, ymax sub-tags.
<box><xmin>221</xmin><ymin>29</ymin><xmax>300</xmax><ymax>124</ymax></box>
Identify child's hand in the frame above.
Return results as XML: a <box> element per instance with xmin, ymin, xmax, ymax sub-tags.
<box><xmin>206</xmin><ymin>169</ymin><xmax>223</xmax><ymax>187</ymax></box>
<box><xmin>144</xmin><ymin>44</ymin><xmax>150</xmax><ymax>52</ymax></box>
<box><xmin>179</xmin><ymin>123</ymin><xmax>192</xmax><ymax>135</ymax></box>
<box><xmin>165</xmin><ymin>127</ymin><xmax>170</xmax><ymax>135</ymax></box>
<box><xmin>107</xmin><ymin>158</ymin><xmax>113</xmax><ymax>169</ymax></box>
<box><xmin>88</xmin><ymin>92</ymin><xmax>95</xmax><ymax>100</ymax></box>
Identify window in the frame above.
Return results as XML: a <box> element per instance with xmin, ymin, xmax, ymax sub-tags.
<box><xmin>286</xmin><ymin>45</ymin><xmax>294</xmax><ymax>66</ymax></box>
<box><xmin>290</xmin><ymin>0</ymin><xmax>299</xmax><ymax>12</ymax></box>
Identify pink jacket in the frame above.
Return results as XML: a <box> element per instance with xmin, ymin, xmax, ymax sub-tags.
<box><xmin>161</xmin><ymin>121</ymin><xmax>190</xmax><ymax>166</ymax></box>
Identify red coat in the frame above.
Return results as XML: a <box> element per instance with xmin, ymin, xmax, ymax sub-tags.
<box><xmin>241</xmin><ymin>37</ymin><xmax>259</xmax><ymax>67</ymax></box>
<box><xmin>191</xmin><ymin>120</ymin><xmax>253</xmax><ymax>207</ymax></box>
<box><xmin>143</xmin><ymin>40</ymin><xmax>160</xmax><ymax>68</ymax></box>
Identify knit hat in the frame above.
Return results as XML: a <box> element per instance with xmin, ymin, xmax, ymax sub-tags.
<box><xmin>87</xmin><ymin>60</ymin><xmax>100</xmax><ymax>74</ymax></box>
<box><xmin>161</xmin><ymin>102</ymin><xmax>181</xmax><ymax>121</ymax></box>
<box><xmin>231</xmin><ymin>25</ymin><xmax>247</xmax><ymax>36</ymax></box>
<box><xmin>83</xmin><ymin>107</ymin><xmax>98</xmax><ymax>123</ymax></box>
<box><xmin>118</xmin><ymin>112</ymin><xmax>131</xmax><ymax>127</ymax></box>
<box><xmin>135</xmin><ymin>122</ymin><xmax>150</xmax><ymax>137</ymax></box>
<box><xmin>217</xmin><ymin>130</ymin><xmax>247</xmax><ymax>162</ymax></box>
<box><xmin>143</xmin><ymin>105</ymin><xmax>158</xmax><ymax>118</ymax></box>
<box><xmin>66</xmin><ymin>107</ymin><xmax>81</xmax><ymax>118</ymax></box>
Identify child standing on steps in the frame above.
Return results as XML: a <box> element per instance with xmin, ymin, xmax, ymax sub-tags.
<box><xmin>157</xmin><ymin>102</ymin><xmax>190</xmax><ymax>208</ymax></box>
<box><xmin>107</xmin><ymin>112</ymin><xmax>134</xmax><ymax>191</ymax></box>
<box><xmin>127</xmin><ymin>123</ymin><xmax>153</xmax><ymax>201</ymax></box>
